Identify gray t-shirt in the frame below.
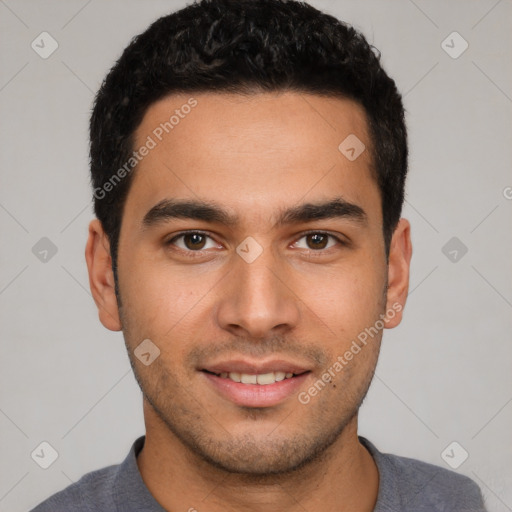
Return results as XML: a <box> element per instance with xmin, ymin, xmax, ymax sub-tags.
<box><xmin>31</xmin><ymin>436</ymin><xmax>487</xmax><ymax>511</ymax></box>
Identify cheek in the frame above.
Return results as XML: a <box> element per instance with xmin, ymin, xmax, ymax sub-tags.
<box><xmin>118</xmin><ymin>256</ymin><xmax>218</xmax><ymax>362</ymax></box>
<box><xmin>302</xmin><ymin>260</ymin><xmax>386</xmax><ymax>334</ymax></box>
<box><xmin>121</xmin><ymin>248</ymin><xmax>199</xmax><ymax>310</ymax></box>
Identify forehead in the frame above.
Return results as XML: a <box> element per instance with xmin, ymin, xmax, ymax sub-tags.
<box><xmin>126</xmin><ymin>91</ymin><xmax>379</xmax><ymax>226</ymax></box>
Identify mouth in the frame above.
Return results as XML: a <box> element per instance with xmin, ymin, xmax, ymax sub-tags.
<box><xmin>201</xmin><ymin>369</ymin><xmax>308</xmax><ymax>385</ymax></box>
<box><xmin>199</xmin><ymin>360</ymin><xmax>312</xmax><ymax>407</ymax></box>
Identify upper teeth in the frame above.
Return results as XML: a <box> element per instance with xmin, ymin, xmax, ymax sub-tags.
<box><xmin>218</xmin><ymin>371</ymin><xmax>294</xmax><ymax>385</ymax></box>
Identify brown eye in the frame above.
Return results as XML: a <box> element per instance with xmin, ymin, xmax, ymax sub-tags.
<box><xmin>182</xmin><ymin>233</ymin><xmax>207</xmax><ymax>250</ymax></box>
<box><xmin>306</xmin><ymin>233</ymin><xmax>329</xmax><ymax>250</ymax></box>
<box><xmin>166</xmin><ymin>232</ymin><xmax>218</xmax><ymax>252</ymax></box>
<box><xmin>293</xmin><ymin>232</ymin><xmax>341</xmax><ymax>251</ymax></box>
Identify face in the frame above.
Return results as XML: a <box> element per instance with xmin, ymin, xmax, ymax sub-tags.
<box><xmin>86</xmin><ymin>91</ymin><xmax>411</xmax><ymax>475</ymax></box>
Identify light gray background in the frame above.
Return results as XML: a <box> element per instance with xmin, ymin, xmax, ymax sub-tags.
<box><xmin>0</xmin><ymin>1</ymin><xmax>511</xmax><ymax>511</ymax></box>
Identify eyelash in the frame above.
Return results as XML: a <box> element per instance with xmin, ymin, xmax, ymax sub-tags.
<box><xmin>164</xmin><ymin>230</ymin><xmax>346</xmax><ymax>258</ymax></box>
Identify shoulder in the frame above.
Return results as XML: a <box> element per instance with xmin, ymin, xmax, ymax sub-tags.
<box><xmin>30</xmin><ymin>463</ymin><xmax>119</xmax><ymax>512</ymax></box>
<box><xmin>359</xmin><ymin>437</ymin><xmax>488</xmax><ymax>512</ymax></box>
<box><xmin>30</xmin><ymin>437</ymin><xmax>160</xmax><ymax>512</ymax></box>
<box><xmin>385</xmin><ymin>451</ymin><xmax>486</xmax><ymax>510</ymax></box>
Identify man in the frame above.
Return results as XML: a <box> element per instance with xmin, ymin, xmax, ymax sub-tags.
<box><xmin>32</xmin><ymin>0</ymin><xmax>488</xmax><ymax>510</ymax></box>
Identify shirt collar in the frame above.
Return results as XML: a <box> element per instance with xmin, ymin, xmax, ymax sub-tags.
<box><xmin>112</xmin><ymin>436</ymin><xmax>166</xmax><ymax>511</ymax></box>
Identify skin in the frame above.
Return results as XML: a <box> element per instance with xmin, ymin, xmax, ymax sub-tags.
<box><xmin>85</xmin><ymin>91</ymin><xmax>412</xmax><ymax>512</ymax></box>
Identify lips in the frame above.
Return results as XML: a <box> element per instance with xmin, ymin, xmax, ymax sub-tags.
<box><xmin>204</xmin><ymin>369</ymin><xmax>297</xmax><ymax>385</ymax></box>
<box><xmin>200</xmin><ymin>359</ymin><xmax>311</xmax><ymax>406</ymax></box>
<box><xmin>202</xmin><ymin>359</ymin><xmax>310</xmax><ymax>374</ymax></box>
<box><xmin>201</xmin><ymin>359</ymin><xmax>310</xmax><ymax>385</ymax></box>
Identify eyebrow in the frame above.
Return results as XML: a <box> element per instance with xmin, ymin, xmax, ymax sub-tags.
<box><xmin>141</xmin><ymin>197</ymin><xmax>367</xmax><ymax>230</ymax></box>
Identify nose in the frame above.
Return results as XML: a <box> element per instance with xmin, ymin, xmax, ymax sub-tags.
<box><xmin>215</xmin><ymin>245</ymin><xmax>301</xmax><ymax>339</ymax></box>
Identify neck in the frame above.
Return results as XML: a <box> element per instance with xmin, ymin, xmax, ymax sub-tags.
<box><xmin>137</xmin><ymin>403</ymin><xmax>379</xmax><ymax>512</ymax></box>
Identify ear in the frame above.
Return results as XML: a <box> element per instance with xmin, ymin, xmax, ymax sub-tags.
<box><xmin>384</xmin><ymin>218</ymin><xmax>412</xmax><ymax>329</ymax></box>
<box><xmin>85</xmin><ymin>219</ymin><xmax>122</xmax><ymax>331</ymax></box>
